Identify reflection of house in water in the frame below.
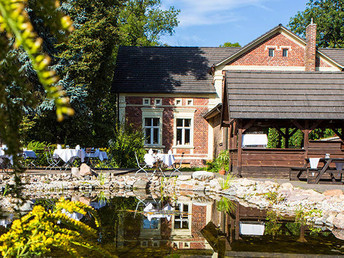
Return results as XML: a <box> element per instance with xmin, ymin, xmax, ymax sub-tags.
<box><xmin>170</xmin><ymin>197</ymin><xmax>214</xmax><ymax>250</ymax></box>
<box><xmin>114</xmin><ymin>196</ymin><xmax>221</xmax><ymax>255</ymax></box>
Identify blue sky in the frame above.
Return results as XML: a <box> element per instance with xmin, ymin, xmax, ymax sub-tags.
<box><xmin>160</xmin><ymin>0</ymin><xmax>309</xmax><ymax>47</ymax></box>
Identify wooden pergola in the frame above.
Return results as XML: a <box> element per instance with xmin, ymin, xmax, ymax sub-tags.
<box><xmin>220</xmin><ymin>70</ymin><xmax>344</xmax><ymax>178</ymax></box>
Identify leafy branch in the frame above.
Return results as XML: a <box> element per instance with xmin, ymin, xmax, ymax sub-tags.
<box><xmin>0</xmin><ymin>0</ymin><xmax>74</xmax><ymax>121</ymax></box>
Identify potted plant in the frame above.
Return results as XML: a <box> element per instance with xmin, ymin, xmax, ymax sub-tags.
<box><xmin>216</xmin><ymin>150</ymin><xmax>230</xmax><ymax>175</ymax></box>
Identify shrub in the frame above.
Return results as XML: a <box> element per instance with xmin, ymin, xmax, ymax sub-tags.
<box><xmin>108</xmin><ymin>123</ymin><xmax>145</xmax><ymax>168</ymax></box>
<box><xmin>207</xmin><ymin>150</ymin><xmax>230</xmax><ymax>172</ymax></box>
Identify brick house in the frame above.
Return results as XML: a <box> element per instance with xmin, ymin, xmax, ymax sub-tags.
<box><xmin>112</xmin><ymin>23</ymin><xmax>344</xmax><ymax>168</ymax></box>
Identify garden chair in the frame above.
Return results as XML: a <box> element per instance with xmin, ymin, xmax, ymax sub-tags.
<box><xmin>134</xmin><ymin>152</ymin><xmax>149</xmax><ymax>177</ymax></box>
<box><xmin>170</xmin><ymin>152</ymin><xmax>184</xmax><ymax>177</ymax></box>
<box><xmin>85</xmin><ymin>148</ymin><xmax>101</xmax><ymax>169</ymax></box>
<box><xmin>44</xmin><ymin>147</ymin><xmax>62</xmax><ymax>170</ymax></box>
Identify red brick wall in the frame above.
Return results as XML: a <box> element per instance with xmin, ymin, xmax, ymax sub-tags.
<box><xmin>125</xmin><ymin>96</ymin><xmax>209</xmax><ymax>166</ymax></box>
<box><xmin>227</xmin><ymin>32</ymin><xmax>330</xmax><ymax>68</ymax></box>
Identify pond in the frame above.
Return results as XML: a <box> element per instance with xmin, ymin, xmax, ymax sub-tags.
<box><xmin>1</xmin><ymin>191</ymin><xmax>344</xmax><ymax>257</ymax></box>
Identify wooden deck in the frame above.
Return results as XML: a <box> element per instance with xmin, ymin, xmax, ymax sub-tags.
<box><xmin>230</xmin><ymin>141</ymin><xmax>344</xmax><ymax>181</ymax></box>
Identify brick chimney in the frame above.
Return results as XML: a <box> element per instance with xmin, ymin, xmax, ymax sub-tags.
<box><xmin>305</xmin><ymin>19</ymin><xmax>317</xmax><ymax>71</ymax></box>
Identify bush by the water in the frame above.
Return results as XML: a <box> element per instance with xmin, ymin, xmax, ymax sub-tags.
<box><xmin>108</xmin><ymin>123</ymin><xmax>145</xmax><ymax>168</ymax></box>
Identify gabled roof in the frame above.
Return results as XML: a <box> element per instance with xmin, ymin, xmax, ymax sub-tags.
<box><xmin>112</xmin><ymin>46</ymin><xmax>241</xmax><ymax>94</ymax></box>
<box><xmin>319</xmin><ymin>48</ymin><xmax>344</xmax><ymax>67</ymax></box>
<box><xmin>226</xmin><ymin>70</ymin><xmax>344</xmax><ymax>120</ymax></box>
<box><xmin>216</xmin><ymin>24</ymin><xmax>344</xmax><ymax>69</ymax></box>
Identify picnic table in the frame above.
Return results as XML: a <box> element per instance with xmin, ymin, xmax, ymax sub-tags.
<box><xmin>307</xmin><ymin>157</ymin><xmax>344</xmax><ymax>184</ymax></box>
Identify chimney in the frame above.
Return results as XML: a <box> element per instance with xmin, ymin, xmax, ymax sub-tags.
<box><xmin>305</xmin><ymin>19</ymin><xmax>317</xmax><ymax>71</ymax></box>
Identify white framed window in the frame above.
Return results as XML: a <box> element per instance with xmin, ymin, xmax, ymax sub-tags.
<box><xmin>144</xmin><ymin>118</ymin><xmax>160</xmax><ymax>145</ymax></box>
<box><xmin>174</xmin><ymin>203</ymin><xmax>189</xmax><ymax>229</ymax></box>
<box><xmin>143</xmin><ymin>98</ymin><xmax>150</xmax><ymax>106</ymax></box>
<box><xmin>268</xmin><ymin>48</ymin><xmax>274</xmax><ymax>57</ymax></box>
<box><xmin>282</xmin><ymin>48</ymin><xmax>288</xmax><ymax>57</ymax></box>
<box><xmin>175</xmin><ymin>99</ymin><xmax>182</xmax><ymax>106</ymax></box>
<box><xmin>142</xmin><ymin>108</ymin><xmax>163</xmax><ymax>147</ymax></box>
<box><xmin>176</xmin><ymin>119</ymin><xmax>191</xmax><ymax>146</ymax></box>
<box><xmin>154</xmin><ymin>98</ymin><xmax>162</xmax><ymax>106</ymax></box>
<box><xmin>186</xmin><ymin>99</ymin><xmax>193</xmax><ymax>106</ymax></box>
<box><xmin>173</xmin><ymin>108</ymin><xmax>195</xmax><ymax>148</ymax></box>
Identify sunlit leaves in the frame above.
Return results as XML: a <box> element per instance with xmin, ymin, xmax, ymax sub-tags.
<box><xmin>0</xmin><ymin>0</ymin><xmax>74</xmax><ymax>121</ymax></box>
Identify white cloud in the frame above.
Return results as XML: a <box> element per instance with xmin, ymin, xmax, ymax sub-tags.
<box><xmin>162</xmin><ymin>0</ymin><xmax>274</xmax><ymax>27</ymax></box>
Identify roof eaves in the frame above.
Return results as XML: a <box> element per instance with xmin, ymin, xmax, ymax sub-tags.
<box><xmin>317</xmin><ymin>49</ymin><xmax>344</xmax><ymax>70</ymax></box>
<box><xmin>203</xmin><ymin>103</ymin><xmax>222</xmax><ymax>120</ymax></box>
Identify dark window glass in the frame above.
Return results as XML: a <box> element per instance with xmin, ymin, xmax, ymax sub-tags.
<box><xmin>153</xmin><ymin>128</ymin><xmax>159</xmax><ymax>144</ymax></box>
<box><xmin>184</xmin><ymin>119</ymin><xmax>191</xmax><ymax>127</ymax></box>
<box><xmin>177</xmin><ymin>119</ymin><xmax>183</xmax><ymax>127</ymax></box>
<box><xmin>145</xmin><ymin>118</ymin><xmax>151</xmax><ymax>126</ymax></box>
<box><xmin>283</xmin><ymin>49</ymin><xmax>288</xmax><ymax>57</ymax></box>
<box><xmin>269</xmin><ymin>48</ymin><xmax>274</xmax><ymax>57</ymax></box>
<box><xmin>177</xmin><ymin>129</ymin><xmax>182</xmax><ymax>145</ymax></box>
<box><xmin>145</xmin><ymin>128</ymin><xmax>151</xmax><ymax>144</ymax></box>
<box><xmin>185</xmin><ymin>129</ymin><xmax>190</xmax><ymax>144</ymax></box>
<box><xmin>153</xmin><ymin>118</ymin><xmax>159</xmax><ymax>126</ymax></box>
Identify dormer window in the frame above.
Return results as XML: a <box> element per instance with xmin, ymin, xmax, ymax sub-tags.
<box><xmin>268</xmin><ymin>48</ymin><xmax>274</xmax><ymax>57</ymax></box>
<box><xmin>282</xmin><ymin>49</ymin><xmax>288</xmax><ymax>57</ymax></box>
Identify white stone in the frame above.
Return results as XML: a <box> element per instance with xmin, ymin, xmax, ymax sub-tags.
<box><xmin>79</xmin><ymin>163</ymin><xmax>92</xmax><ymax>176</ymax></box>
<box><xmin>178</xmin><ymin>175</ymin><xmax>192</xmax><ymax>181</ymax></box>
<box><xmin>192</xmin><ymin>171</ymin><xmax>214</xmax><ymax>181</ymax></box>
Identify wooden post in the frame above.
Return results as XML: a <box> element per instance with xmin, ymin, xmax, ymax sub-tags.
<box><xmin>285</xmin><ymin>128</ymin><xmax>289</xmax><ymax>149</ymax></box>
<box><xmin>237</xmin><ymin>127</ymin><xmax>243</xmax><ymax>177</ymax></box>
<box><xmin>303</xmin><ymin>129</ymin><xmax>310</xmax><ymax>163</ymax></box>
<box><xmin>228</xmin><ymin>124</ymin><xmax>232</xmax><ymax>172</ymax></box>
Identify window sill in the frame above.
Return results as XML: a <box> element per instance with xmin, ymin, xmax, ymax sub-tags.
<box><xmin>172</xmin><ymin>145</ymin><xmax>194</xmax><ymax>149</ymax></box>
<box><xmin>144</xmin><ymin>145</ymin><xmax>165</xmax><ymax>149</ymax></box>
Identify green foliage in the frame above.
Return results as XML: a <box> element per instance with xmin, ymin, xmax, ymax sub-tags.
<box><xmin>219</xmin><ymin>42</ymin><xmax>241</xmax><ymax>47</ymax></box>
<box><xmin>288</xmin><ymin>0</ymin><xmax>344</xmax><ymax>48</ymax></box>
<box><xmin>22</xmin><ymin>0</ymin><xmax>179</xmax><ymax>146</ymax></box>
<box><xmin>265</xmin><ymin>210</ymin><xmax>282</xmax><ymax>238</ymax></box>
<box><xmin>0</xmin><ymin>198</ymin><xmax>111</xmax><ymax>257</ymax></box>
<box><xmin>218</xmin><ymin>173</ymin><xmax>235</xmax><ymax>190</ymax></box>
<box><xmin>207</xmin><ymin>150</ymin><xmax>230</xmax><ymax>172</ymax></box>
<box><xmin>118</xmin><ymin>0</ymin><xmax>179</xmax><ymax>46</ymax></box>
<box><xmin>295</xmin><ymin>205</ymin><xmax>322</xmax><ymax>225</ymax></box>
<box><xmin>309</xmin><ymin>128</ymin><xmax>336</xmax><ymax>140</ymax></box>
<box><xmin>0</xmin><ymin>0</ymin><xmax>73</xmax><ymax>203</ymax></box>
<box><xmin>267</xmin><ymin>128</ymin><xmax>282</xmax><ymax>148</ymax></box>
<box><xmin>216</xmin><ymin>197</ymin><xmax>235</xmax><ymax>213</ymax></box>
<box><xmin>108</xmin><ymin>123</ymin><xmax>145</xmax><ymax>168</ymax></box>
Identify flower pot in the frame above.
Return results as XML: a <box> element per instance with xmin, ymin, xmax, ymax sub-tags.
<box><xmin>219</xmin><ymin>169</ymin><xmax>226</xmax><ymax>175</ymax></box>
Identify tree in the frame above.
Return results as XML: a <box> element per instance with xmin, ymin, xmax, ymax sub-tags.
<box><xmin>118</xmin><ymin>0</ymin><xmax>179</xmax><ymax>46</ymax></box>
<box><xmin>288</xmin><ymin>0</ymin><xmax>344</xmax><ymax>48</ymax></box>
<box><xmin>0</xmin><ymin>0</ymin><xmax>73</xmax><ymax>206</ymax></box>
<box><xmin>23</xmin><ymin>0</ymin><xmax>180</xmax><ymax>146</ymax></box>
<box><xmin>219</xmin><ymin>42</ymin><xmax>241</xmax><ymax>47</ymax></box>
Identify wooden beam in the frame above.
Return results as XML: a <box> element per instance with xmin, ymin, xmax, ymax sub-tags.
<box><xmin>289</xmin><ymin>128</ymin><xmax>298</xmax><ymax>137</ymax></box>
<box><xmin>309</xmin><ymin>120</ymin><xmax>323</xmax><ymax>132</ymax></box>
<box><xmin>285</xmin><ymin>127</ymin><xmax>289</xmax><ymax>149</ymax></box>
<box><xmin>291</xmin><ymin>120</ymin><xmax>304</xmax><ymax>131</ymax></box>
<box><xmin>274</xmin><ymin>127</ymin><xmax>287</xmax><ymax>138</ymax></box>
<box><xmin>331</xmin><ymin>127</ymin><xmax>344</xmax><ymax>142</ymax></box>
<box><xmin>237</xmin><ymin>127</ymin><xmax>243</xmax><ymax>177</ymax></box>
<box><xmin>222</xmin><ymin>119</ymin><xmax>235</xmax><ymax>126</ymax></box>
<box><xmin>303</xmin><ymin>129</ymin><xmax>310</xmax><ymax>163</ymax></box>
<box><xmin>242</xmin><ymin>119</ymin><xmax>256</xmax><ymax>133</ymax></box>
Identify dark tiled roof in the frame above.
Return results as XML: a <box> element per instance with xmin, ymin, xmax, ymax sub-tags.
<box><xmin>112</xmin><ymin>46</ymin><xmax>241</xmax><ymax>94</ymax></box>
<box><xmin>226</xmin><ymin>70</ymin><xmax>344</xmax><ymax>120</ymax></box>
<box><xmin>320</xmin><ymin>48</ymin><xmax>344</xmax><ymax>67</ymax></box>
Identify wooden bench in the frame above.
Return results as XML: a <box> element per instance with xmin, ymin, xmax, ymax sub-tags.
<box><xmin>289</xmin><ymin>166</ymin><xmax>308</xmax><ymax>181</ymax></box>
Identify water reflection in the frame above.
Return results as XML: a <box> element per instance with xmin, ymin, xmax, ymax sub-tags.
<box><xmin>1</xmin><ymin>192</ymin><xmax>344</xmax><ymax>257</ymax></box>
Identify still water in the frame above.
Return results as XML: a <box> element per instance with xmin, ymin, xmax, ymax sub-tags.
<box><xmin>1</xmin><ymin>191</ymin><xmax>344</xmax><ymax>257</ymax></box>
